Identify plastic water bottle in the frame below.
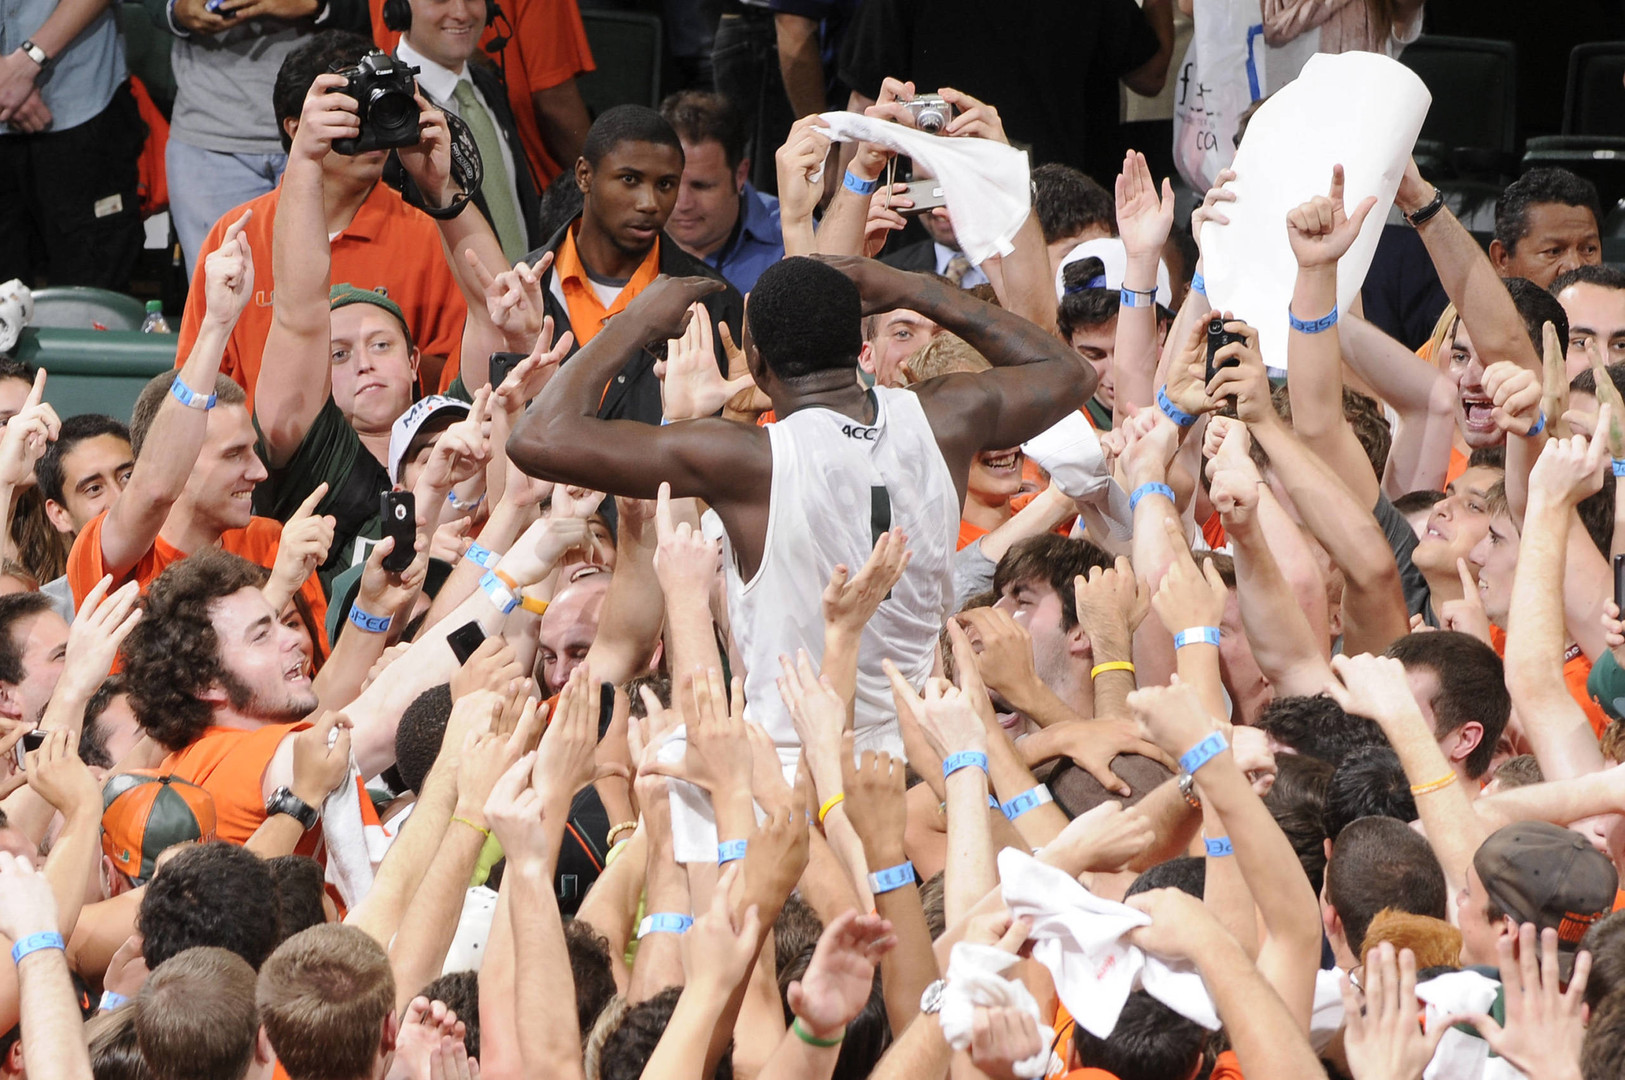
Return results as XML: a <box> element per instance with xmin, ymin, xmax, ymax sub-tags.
<box><xmin>140</xmin><ymin>300</ymin><xmax>170</xmax><ymax>334</ymax></box>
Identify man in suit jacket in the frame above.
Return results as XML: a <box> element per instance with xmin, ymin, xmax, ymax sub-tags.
<box><xmin>395</xmin><ymin>0</ymin><xmax>541</xmax><ymax>260</ymax></box>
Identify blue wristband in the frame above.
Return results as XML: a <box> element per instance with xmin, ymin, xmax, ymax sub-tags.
<box><xmin>1191</xmin><ymin>271</ymin><xmax>1206</xmax><ymax>297</ymax></box>
<box><xmin>447</xmin><ymin>490</ymin><xmax>485</xmax><ymax>513</ymax></box>
<box><xmin>1179</xmin><ymin>732</ymin><xmax>1229</xmax><ymax>775</ymax></box>
<box><xmin>867</xmin><ymin>860</ymin><xmax>916</xmax><ymax>895</ymax></box>
<box><xmin>10</xmin><ymin>932</ymin><xmax>63</xmax><ymax>966</ymax></box>
<box><xmin>480</xmin><ymin>570</ymin><xmax>518</xmax><ymax>615</ymax></box>
<box><xmin>1129</xmin><ymin>482</ymin><xmax>1175</xmax><ymax>512</ymax></box>
<box><xmin>99</xmin><ymin>990</ymin><xmax>127</xmax><ymax>1011</ymax></box>
<box><xmin>1156</xmin><ymin>385</ymin><xmax>1196</xmax><ymax>427</ymax></box>
<box><xmin>942</xmin><ymin>751</ymin><xmax>989</xmax><ymax>780</ymax></box>
<box><xmin>717</xmin><ymin>839</ymin><xmax>747</xmax><ymax>864</ymax></box>
<box><xmin>1614</xmin><ymin>459</ymin><xmax>1625</xmax><ymax>478</ymax></box>
<box><xmin>843</xmin><ymin>171</ymin><xmax>880</xmax><ymax>196</ymax></box>
<box><xmin>465</xmin><ymin>542</ymin><xmax>499</xmax><ymax>569</ymax></box>
<box><xmin>637</xmin><ymin>913</ymin><xmax>693</xmax><ymax>937</ymax></box>
<box><xmin>1174</xmin><ymin>626</ymin><xmax>1221</xmax><ymax>649</ymax></box>
<box><xmin>1204</xmin><ymin>836</ymin><xmax>1234</xmax><ymax>857</ymax></box>
<box><xmin>348</xmin><ymin>606</ymin><xmax>392</xmax><ymax>634</ymax></box>
<box><xmin>1288</xmin><ymin>304</ymin><xmax>1338</xmax><ymax>334</ymax></box>
<box><xmin>1000</xmin><ymin>786</ymin><xmax>1054</xmax><ymax>821</ymax></box>
<box><xmin>1119</xmin><ymin>286</ymin><xmax>1156</xmax><ymax>309</ymax></box>
<box><xmin>169</xmin><ymin>378</ymin><xmax>216</xmax><ymax>411</ymax></box>
<box><xmin>1525</xmin><ymin>411</ymin><xmax>1546</xmax><ymax>437</ymax></box>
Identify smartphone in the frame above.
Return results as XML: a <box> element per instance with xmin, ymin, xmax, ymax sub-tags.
<box><xmin>379</xmin><ymin>491</ymin><xmax>416</xmax><ymax>572</ymax></box>
<box><xmin>14</xmin><ymin>729</ymin><xmax>44</xmax><ymax>769</ymax></box>
<box><xmin>1614</xmin><ymin>554</ymin><xmax>1625</xmax><ymax>616</ymax></box>
<box><xmin>895</xmin><ymin>178</ymin><xmax>947</xmax><ymax>217</ymax></box>
<box><xmin>597</xmin><ymin>681</ymin><xmax>615</xmax><ymax>742</ymax></box>
<box><xmin>488</xmin><ymin>351</ymin><xmax>524</xmax><ymax>391</ymax></box>
<box><xmin>447</xmin><ymin>620</ymin><xmax>486</xmax><ymax>665</ymax></box>
<box><xmin>1205</xmin><ymin>315</ymin><xmax>1246</xmax><ymax>386</ymax></box>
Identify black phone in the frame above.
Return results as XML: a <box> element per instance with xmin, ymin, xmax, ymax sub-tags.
<box><xmin>1615</xmin><ymin>554</ymin><xmax>1625</xmax><ymax>616</ymax></box>
<box><xmin>488</xmin><ymin>351</ymin><xmax>524</xmax><ymax>391</ymax></box>
<box><xmin>896</xmin><ymin>178</ymin><xmax>947</xmax><ymax>216</ymax></box>
<box><xmin>379</xmin><ymin>491</ymin><xmax>416</xmax><ymax>572</ymax></box>
<box><xmin>597</xmin><ymin>681</ymin><xmax>615</xmax><ymax>742</ymax></box>
<box><xmin>1205</xmin><ymin>315</ymin><xmax>1246</xmax><ymax>386</ymax></box>
<box><xmin>14</xmin><ymin>729</ymin><xmax>45</xmax><ymax>768</ymax></box>
<box><xmin>447</xmin><ymin>620</ymin><xmax>487</xmax><ymax>665</ymax></box>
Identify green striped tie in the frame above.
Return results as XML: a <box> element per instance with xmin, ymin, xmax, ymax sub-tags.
<box><xmin>452</xmin><ymin>79</ymin><xmax>526</xmax><ymax>262</ymax></box>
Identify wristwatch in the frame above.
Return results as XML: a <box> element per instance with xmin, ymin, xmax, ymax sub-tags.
<box><xmin>1178</xmin><ymin>771</ymin><xmax>1202</xmax><ymax>810</ymax></box>
<box><xmin>265</xmin><ymin>786</ymin><xmax>320</xmax><ymax>831</ymax></box>
<box><xmin>919</xmin><ymin>978</ymin><xmax>947</xmax><ymax>1016</ymax></box>
<box><xmin>1405</xmin><ymin>185</ymin><xmax>1446</xmax><ymax>229</ymax></box>
<box><xmin>19</xmin><ymin>41</ymin><xmax>48</xmax><ymax>70</ymax></box>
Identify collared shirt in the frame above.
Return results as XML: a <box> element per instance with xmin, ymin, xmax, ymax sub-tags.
<box><xmin>554</xmin><ymin>222</ymin><xmax>661</xmax><ymax>348</ymax></box>
<box><xmin>0</xmin><ymin>1</ymin><xmax>124</xmax><ymax>133</ymax></box>
<box><xmin>933</xmin><ymin>241</ymin><xmax>989</xmax><ymax>289</ymax></box>
<box><xmin>703</xmin><ymin>182</ymin><xmax>784</xmax><ymax>294</ymax></box>
<box><xmin>395</xmin><ymin>37</ymin><xmax>526</xmax><ymax>246</ymax></box>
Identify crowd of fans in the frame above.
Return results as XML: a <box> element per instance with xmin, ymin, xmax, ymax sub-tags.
<box><xmin>8</xmin><ymin>2</ymin><xmax>1625</xmax><ymax>1080</ymax></box>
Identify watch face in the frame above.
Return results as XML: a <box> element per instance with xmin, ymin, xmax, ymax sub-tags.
<box><xmin>920</xmin><ymin>979</ymin><xmax>946</xmax><ymax>1015</ymax></box>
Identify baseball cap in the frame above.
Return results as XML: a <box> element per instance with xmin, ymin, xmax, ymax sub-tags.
<box><xmin>1054</xmin><ymin>237</ymin><xmax>1173</xmax><ymax>307</ymax></box>
<box><xmin>330</xmin><ymin>283</ymin><xmax>414</xmax><ymax>348</ymax></box>
<box><xmin>1473</xmin><ymin>821</ymin><xmax>1618</xmax><ymax>979</ymax></box>
<box><xmin>388</xmin><ymin>395</ymin><xmax>469</xmax><ymax>483</ymax></box>
<box><xmin>101</xmin><ymin>771</ymin><xmax>217</xmax><ymax>886</ymax></box>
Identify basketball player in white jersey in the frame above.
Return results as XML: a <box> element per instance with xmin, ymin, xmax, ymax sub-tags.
<box><xmin>509</xmin><ymin>255</ymin><xmax>1094</xmax><ymax>754</ymax></box>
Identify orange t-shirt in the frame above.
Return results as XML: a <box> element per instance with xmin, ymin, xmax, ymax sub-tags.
<box><xmin>67</xmin><ymin>513</ymin><xmax>330</xmax><ymax>656</ymax></box>
<box><xmin>1488</xmin><ymin>626</ymin><xmax>1609</xmax><ymax>739</ymax></box>
<box><xmin>555</xmin><ymin>221</ymin><xmax>662</xmax><ymax>349</ymax></box>
<box><xmin>162</xmin><ymin>723</ymin><xmax>316</xmax><ymax>851</ymax></box>
<box><xmin>175</xmin><ymin>181</ymin><xmax>469</xmax><ymax>410</ymax></box>
<box><xmin>369</xmin><ymin>0</ymin><xmax>595</xmax><ymax>184</ymax></box>
<box><xmin>1446</xmin><ymin>445</ymin><xmax>1470</xmax><ymax>485</ymax></box>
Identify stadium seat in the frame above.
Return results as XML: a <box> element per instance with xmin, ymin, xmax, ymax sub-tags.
<box><xmin>1521</xmin><ymin>44</ymin><xmax>1625</xmax><ymax>211</ymax></box>
<box><xmin>12</xmin><ymin>327</ymin><xmax>176</xmax><ymax>423</ymax></box>
<box><xmin>576</xmin><ymin>10</ymin><xmax>663</xmax><ymax>114</ymax></box>
<box><xmin>1398</xmin><ymin>36</ymin><xmax>1518</xmax><ymax>181</ymax></box>
<box><xmin>28</xmin><ymin>287</ymin><xmax>149</xmax><ymax>332</ymax></box>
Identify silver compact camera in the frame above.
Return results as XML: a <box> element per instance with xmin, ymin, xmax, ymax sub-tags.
<box><xmin>902</xmin><ymin>94</ymin><xmax>953</xmax><ymax>134</ymax></box>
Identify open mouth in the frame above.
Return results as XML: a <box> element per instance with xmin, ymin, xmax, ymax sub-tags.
<box><xmin>979</xmin><ymin>449</ymin><xmax>1021</xmax><ymax>474</ymax></box>
<box><xmin>1461</xmin><ymin>396</ymin><xmax>1496</xmax><ymax>432</ymax></box>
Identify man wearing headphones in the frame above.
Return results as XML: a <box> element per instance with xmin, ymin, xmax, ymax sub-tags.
<box><xmin>386</xmin><ymin>0</ymin><xmax>541</xmax><ymax>260</ymax></box>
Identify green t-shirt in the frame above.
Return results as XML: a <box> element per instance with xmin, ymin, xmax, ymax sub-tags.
<box><xmin>253</xmin><ymin>398</ymin><xmax>392</xmax><ymax>594</ymax></box>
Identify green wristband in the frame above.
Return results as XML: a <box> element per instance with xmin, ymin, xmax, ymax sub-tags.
<box><xmin>792</xmin><ymin>1017</ymin><xmax>845</xmax><ymax>1048</ymax></box>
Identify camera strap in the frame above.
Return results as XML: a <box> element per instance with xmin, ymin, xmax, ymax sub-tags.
<box><xmin>396</xmin><ymin>110</ymin><xmax>486</xmax><ymax>221</ymax></box>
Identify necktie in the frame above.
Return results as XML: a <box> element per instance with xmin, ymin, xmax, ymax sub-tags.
<box><xmin>945</xmin><ymin>252</ymin><xmax>973</xmax><ymax>287</ymax></box>
<box><xmin>451</xmin><ymin>79</ymin><xmax>526</xmax><ymax>262</ymax></box>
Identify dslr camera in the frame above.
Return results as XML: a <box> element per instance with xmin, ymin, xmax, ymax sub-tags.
<box><xmin>329</xmin><ymin>50</ymin><xmax>422</xmax><ymax>156</ymax></box>
<box><xmin>902</xmin><ymin>94</ymin><xmax>953</xmax><ymax>134</ymax></box>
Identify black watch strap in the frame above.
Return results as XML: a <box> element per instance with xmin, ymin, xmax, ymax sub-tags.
<box><xmin>266</xmin><ymin>786</ymin><xmax>320</xmax><ymax>830</ymax></box>
<box><xmin>1406</xmin><ymin>186</ymin><xmax>1446</xmax><ymax>228</ymax></box>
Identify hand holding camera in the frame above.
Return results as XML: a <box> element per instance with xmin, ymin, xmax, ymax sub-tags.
<box><xmin>291</xmin><ymin>72</ymin><xmax>362</xmax><ymax>162</ymax></box>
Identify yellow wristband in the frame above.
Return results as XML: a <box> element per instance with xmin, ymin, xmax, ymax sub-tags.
<box><xmin>451</xmin><ymin>815</ymin><xmax>491</xmax><ymax>840</ymax></box>
<box><xmin>818</xmin><ymin>792</ymin><xmax>845</xmax><ymax>825</ymax></box>
<box><xmin>1409</xmin><ymin>772</ymin><xmax>1458</xmax><ymax>796</ymax></box>
<box><xmin>1090</xmin><ymin>661</ymin><xmax>1136</xmax><ymax>680</ymax></box>
<box><xmin>520</xmin><ymin>595</ymin><xmax>549</xmax><ymax>616</ymax></box>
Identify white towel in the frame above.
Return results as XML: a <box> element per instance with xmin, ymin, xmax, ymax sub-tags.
<box><xmin>811</xmin><ymin>112</ymin><xmax>1032</xmax><ymax>265</ymax></box>
<box><xmin>657</xmin><ymin>724</ymin><xmax>719</xmax><ymax>864</ymax></box>
<box><xmin>998</xmin><ymin>849</ymin><xmax>1220</xmax><ymax>1037</ymax></box>
<box><xmin>1415</xmin><ymin>970</ymin><xmax>1526</xmax><ymax>1080</ymax></box>
<box><xmin>1020</xmin><ymin>411</ymin><xmax>1134</xmax><ymax>542</ymax></box>
<box><xmin>938</xmin><ymin>942</ymin><xmax>1056</xmax><ymax>1079</ymax></box>
<box><xmin>320</xmin><ymin>773</ymin><xmax>390</xmax><ymax>909</ymax></box>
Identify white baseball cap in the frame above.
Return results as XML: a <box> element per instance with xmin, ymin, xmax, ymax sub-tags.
<box><xmin>388</xmin><ymin>395</ymin><xmax>469</xmax><ymax>483</ymax></box>
<box><xmin>1054</xmin><ymin>237</ymin><xmax>1173</xmax><ymax>307</ymax></box>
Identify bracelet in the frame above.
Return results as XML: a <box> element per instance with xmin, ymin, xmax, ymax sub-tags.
<box><xmin>1000</xmin><ymin>785</ymin><xmax>1054</xmax><ymax>821</ymax></box>
<box><xmin>867</xmin><ymin>860</ymin><xmax>916</xmax><ymax>895</ymax></box>
<box><xmin>637</xmin><ymin>913</ymin><xmax>694</xmax><ymax>937</ymax></box>
<box><xmin>1156</xmin><ymin>385</ymin><xmax>1196</xmax><ymax>427</ymax></box>
<box><xmin>1204</xmin><ymin>835</ymin><xmax>1234</xmax><ymax>857</ymax></box>
<box><xmin>606</xmin><ymin>820</ymin><xmax>638</xmax><ymax>847</ymax></box>
<box><xmin>520</xmin><ymin>594</ymin><xmax>549</xmax><ymax>616</ymax></box>
<box><xmin>1405</xmin><ymin>186</ymin><xmax>1446</xmax><ymax>228</ymax></box>
<box><xmin>465</xmin><ymin>542</ymin><xmax>499</xmax><ymax>569</ymax></box>
<box><xmin>942</xmin><ymin>751</ymin><xmax>989</xmax><ymax>780</ymax></box>
<box><xmin>1178</xmin><ymin>731</ymin><xmax>1229</xmax><ymax>775</ymax></box>
<box><xmin>447</xmin><ymin>490</ymin><xmax>485</xmax><ymax>513</ymax></box>
<box><xmin>347</xmin><ymin>606</ymin><xmax>392</xmax><ymax>634</ymax></box>
<box><xmin>169</xmin><ymin>378</ymin><xmax>216</xmax><ymax>411</ymax></box>
<box><xmin>1613</xmin><ymin>459</ymin><xmax>1625</xmax><ymax>478</ymax></box>
<box><xmin>1174</xmin><ymin>626</ymin><xmax>1221</xmax><ymax>649</ymax></box>
<box><xmin>1409</xmin><ymin>771</ymin><xmax>1458</xmax><ymax>796</ymax></box>
<box><xmin>792</xmin><ymin>1017</ymin><xmax>846</xmax><ymax>1048</ymax></box>
<box><xmin>1129</xmin><ymin>482</ymin><xmax>1174</xmax><ymax>512</ymax></box>
<box><xmin>1191</xmin><ymin>271</ymin><xmax>1206</xmax><ymax>297</ymax></box>
<box><xmin>717</xmin><ymin>839</ymin><xmax>748</xmax><ymax>864</ymax></box>
<box><xmin>1525</xmin><ymin>411</ymin><xmax>1546</xmax><ymax>437</ymax></box>
<box><xmin>1288</xmin><ymin>304</ymin><xmax>1338</xmax><ymax>334</ymax></box>
<box><xmin>1090</xmin><ymin>660</ymin><xmax>1136</xmax><ymax>680</ymax></box>
<box><xmin>450</xmin><ymin>815</ymin><xmax>491</xmax><ymax>840</ymax></box>
<box><xmin>10</xmin><ymin>932</ymin><xmax>63</xmax><ymax>966</ymax></box>
<box><xmin>99</xmin><ymin>990</ymin><xmax>128</xmax><ymax>1011</ymax></box>
<box><xmin>987</xmin><ymin>794</ymin><xmax>1001</xmax><ymax>810</ymax></box>
<box><xmin>1119</xmin><ymin>286</ymin><xmax>1157</xmax><ymax>309</ymax></box>
<box><xmin>818</xmin><ymin>792</ymin><xmax>845</xmax><ymax>825</ymax></box>
<box><xmin>843</xmin><ymin>171</ymin><xmax>880</xmax><ymax>196</ymax></box>
<box><xmin>480</xmin><ymin>570</ymin><xmax>518</xmax><ymax>614</ymax></box>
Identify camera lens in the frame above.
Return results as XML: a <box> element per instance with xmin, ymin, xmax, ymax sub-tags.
<box><xmin>917</xmin><ymin>109</ymin><xmax>946</xmax><ymax>134</ymax></box>
<box><xmin>371</xmin><ymin>89</ymin><xmax>415</xmax><ymax>130</ymax></box>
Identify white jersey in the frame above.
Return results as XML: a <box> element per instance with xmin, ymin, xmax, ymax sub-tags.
<box><xmin>716</xmin><ymin>386</ymin><xmax>959</xmax><ymax>757</ymax></box>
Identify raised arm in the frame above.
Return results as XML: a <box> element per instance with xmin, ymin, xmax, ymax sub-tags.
<box><xmin>1113</xmin><ymin>150</ymin><xmax>1176</xmax><ymax>424</ymax></box>
<box><xmin>101</xmin><ymin>214</ymin><xmax>253</xmax><ymax>574</ymax></box>
<box><xmin>0</xmin><ymin>855</ymin><xmax>93</xmax><ymax>1080</ymax></box>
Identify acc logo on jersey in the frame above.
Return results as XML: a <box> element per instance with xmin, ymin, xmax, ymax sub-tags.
<box><xmin>841</xmin><ymin>424</ymin><xmax>879</xmax><ymax>442</ymax></box>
